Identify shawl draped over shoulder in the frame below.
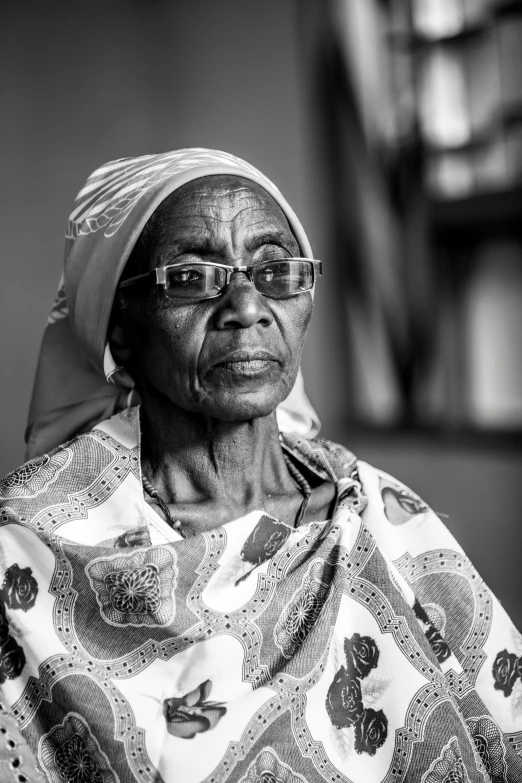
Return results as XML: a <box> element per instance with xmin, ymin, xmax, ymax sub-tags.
<box><xmin>1</xmin><ymin>408</ymin><xmax>522</xmax><ymax>782</ymax></box>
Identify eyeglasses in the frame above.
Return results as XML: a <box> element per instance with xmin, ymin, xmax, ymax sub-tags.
<box><xmin>118</xmin><ymin>257</ymin><xmax>322</xmax><ymax>301</ymax></box>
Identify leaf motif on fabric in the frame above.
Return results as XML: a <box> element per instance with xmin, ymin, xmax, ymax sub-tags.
<box><xmin>331</xmin><ymin>634</ymin><xmax>346</xmax><ymax>675</ymax></box>
<box><xmin>329</xmin><ymin>718</ymin><xmax>356</xmax><ymax>760</ymax></box>
<box><xmin>511</xmin><ymin>627</ymin><xmax>522</xmax><ymax>657</ymax></box>
<box><xmin>211</xmin><ymin>554</ymin><xmax>250</xmax><ymax>590</ymax></box>
<box><xmin>360</xmin><ymin>676</ymin><xmax>392</xmax><ymax>707</ymax></box>
<box><xmin>511</xmin><ymin>681</ymin><xmax>522</xmax><ymax>720</ymax></box>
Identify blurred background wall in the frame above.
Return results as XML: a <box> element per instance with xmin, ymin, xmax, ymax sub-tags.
<box><xmin>1</xmin><ymin>0</ymin><xmax>521</xmax><ymax>625</ymax></box>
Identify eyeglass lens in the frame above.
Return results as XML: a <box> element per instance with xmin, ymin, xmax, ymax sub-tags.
<box><xmin>164</xmin><ymin>260</ymin><xmax>314</xmax><ymax>299</ymax></box>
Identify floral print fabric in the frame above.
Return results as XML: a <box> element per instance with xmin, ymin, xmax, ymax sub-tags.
<box><xmin>0</xmin><ymin>406</ymin><xmax>522</xmax><ymax>782</ymax></box>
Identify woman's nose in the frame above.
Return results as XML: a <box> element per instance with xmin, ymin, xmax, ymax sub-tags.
<box><xmin>213</xmin><ymin>271</ymin><xmax>274</xmax><ymax>329</ymax></box>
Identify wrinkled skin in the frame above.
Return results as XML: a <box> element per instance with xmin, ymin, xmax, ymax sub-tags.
<box><xmin>113</xmin><ymin>175</ymin><xmax>312</xmax><ymax>423</ymax></box>
<box><xmin>110</xmin><ymin>175</ymin><xmax>334</xmax><ymax>533</ymax></box>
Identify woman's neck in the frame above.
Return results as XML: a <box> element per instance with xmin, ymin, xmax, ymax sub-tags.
<box><xmin>139</xmin><ymin>400</ymin><xmax>294</xmax><ymax>511</ymax></box>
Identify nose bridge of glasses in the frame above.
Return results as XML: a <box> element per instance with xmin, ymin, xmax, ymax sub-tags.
<box><xmin>227</xmin><ymin>265</ymin><xmax>255</xmax><ymax>287</ymax></box>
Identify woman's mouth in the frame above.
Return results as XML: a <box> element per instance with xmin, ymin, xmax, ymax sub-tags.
<box><xmin>211</xmin><ymin>350</ymin><xmax>279</xmax><ymax>378</ymax></box>
<box><xmin>215</xmin><ymin>359</ymin><xmax>277</xmax><ymax>377</ymax></box>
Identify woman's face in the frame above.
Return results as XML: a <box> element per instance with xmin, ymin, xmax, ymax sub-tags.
<box><xmin>113</xmin><ymin>175</ymin><xmax>313</xmax><ymax>422</ymax></box>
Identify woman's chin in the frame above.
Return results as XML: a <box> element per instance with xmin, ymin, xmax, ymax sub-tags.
<box><xmin>198</xmin><ymin>387</ymin><xmax>286</xmax><ymax>423</ymax></box>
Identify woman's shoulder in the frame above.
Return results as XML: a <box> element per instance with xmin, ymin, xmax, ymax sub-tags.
<box><xmin>0</xmin><ymin>413</ymin><xmax>139</xmax><ymax>517</ymax></box>
<box><xmin>1</xmin><ymin>440</ymin><xmax>77</xmax><ymax>504</ymax></box>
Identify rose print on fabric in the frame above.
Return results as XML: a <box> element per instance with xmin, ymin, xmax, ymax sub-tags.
<box><xmin>239</xmin><ymin>747</ymin><xmax>307</xmax><ymax>782</ymax></box>
<box><xmin>344</xmin><ymin>633</ymin><xmax>379</xmax><ymax>679</ymax></box>
<box><xmin>380</xmin><ymin>479</ymin><xmax>428</xmax><ymax>526</ymax></box>
<box><xmin>353</xmin><ymin>707</ymin><xmax>389</xmax><ymax>757</ymax></box>
<box><xmin>240</xmin><ymin>515</ymin><xmax>291</xmax><ymax>567</ymax></box>
<box><xmin>326</xmin><ymin>666</ymin><xmax>364</xmax><ymax>728</ymax></box>
<box><xmin>492</xmin><ymin>649</ymin><xmax>522</xmax><ymax>697</ymax></box>
<box><xmin>421</xmin><ymin>737</ymin><xmax>471</xmax><ymax>783</ymax></box>
<box><xmin>163</xmin><ymin>679</ymin><xmax>226</xmax><ymax>739</ymax></box>
<box><xmin>466</xmin><ymin>716</ymin><xmax>507</xmax><ymax>783</ymax></box>
<box><xmin>1</xmin><ymin>563</ymin><xmax>39</xmax><ymax>612</ymax></box>
<box><xmin>425</xmin><ymin>626</ymin><xmax>451</xmax><ymax>664</ymax></box>
<box><xmin>274</xmin><ymin>561</ymin><xmax>329</xmax><ymax>658</ymax></box>
<box><xmin>87</xmin><ymin>547</ymin><xmax>176</xmax><ymax>626</ymax></box>
<box><xmin>326</xmin><ymin>634</ymin><xmax>388</xmax><ymax>756</ymax></box>
<box><xmin>39</xmin><ymin>712</ymin><xmax>118</xmax><ymax>783</ymax></box>
<box><xmin>491</xmin><ymin>630</ymin><xmax>522</xmax><ymax>719</ymax></box>
<box><xmin>413</xmin><ymin>598</ymin><xmax>451</xmax><ymax>664</ymax></box>
<box><xmin>0</xmin><ymin>634</ymin><xmax>26</xmax><ymax>685</ymax></box>
<box><xmin>0</xmin><ymin>562</ymin><xmax>39</xmax><ymax>684</ymax></box>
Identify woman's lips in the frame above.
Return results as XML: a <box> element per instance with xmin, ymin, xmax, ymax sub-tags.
<box><xmin>216</xmin><ymin>359</ymin><xmax>277</xmax><ymax>377</ymax></box>
<box><xmin>211</xmin><ymin>350</ymin><xmax>279</xmax><ymax>378</ymax></box>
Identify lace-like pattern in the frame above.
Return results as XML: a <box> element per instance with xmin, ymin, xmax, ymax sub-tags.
<box><xmin>87</xmin><ymin>547</ymin><xmax>176</xmax><ymax>626</ymax></box>
<box><xmin>104</xmin><ymin>565</ymin><xmax>160</xmax><ymax>615</ymax></box>
<box><xmin>39</xmin><ymin>713</ymin><xmax>117</xmax><ymax>783</ymax></box>
<box><xmin>2</xmin><ymin>459</ymin><xmax>48</xmax><ymax>489</ymax></box>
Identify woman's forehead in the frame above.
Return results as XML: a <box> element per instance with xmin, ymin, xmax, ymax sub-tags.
<box><xmin>158</xmin><ymin>174</ymin><xmax>288</xmax><ymax>219</ymax></box>
<box><xmin>150</xmin><ymin>175</ymin><xmax>298</xmax><ymax>247</ymax></box>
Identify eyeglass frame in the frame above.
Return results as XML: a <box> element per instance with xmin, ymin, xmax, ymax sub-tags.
<box><xmin>118</xmin><ymin>257</ymin><xmax>323</xmax><ymax>301</ymax></box>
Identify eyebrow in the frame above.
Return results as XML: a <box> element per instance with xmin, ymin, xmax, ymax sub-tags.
<box><xmin>248</xmin><ymin>230</ymin><xmax>298</xmax><ymax>251</ymax></box>
<box><xmin>156</xmin><ymin>228</ymin><xmax>299</xmax><ymax>262</ymax></box>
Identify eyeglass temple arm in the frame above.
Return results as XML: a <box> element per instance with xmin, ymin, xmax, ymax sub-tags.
<box><xmin>118</xmin><ymin>269</ymin><xmax>163</xmax><ymax>289</ymax></box>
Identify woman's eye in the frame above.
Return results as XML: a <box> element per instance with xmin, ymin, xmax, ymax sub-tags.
<box><xmin>259</xmin><ymin>268</ymin><xmax>274</xmax><ymax>283</ymax></box>
<box><xmin>257</xmin><ymin>264</ymin><xmax>289</xmax><ymax>285</ymax></box>
<box><xmin>171</xmin><ymin>268</ymin><xmax>202</xmax><ymax>284</ymax></box>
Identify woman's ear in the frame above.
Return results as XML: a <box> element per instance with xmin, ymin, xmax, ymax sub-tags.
<box><xmin>108</xmin><ymin>308</ymin><xmax>132</xmax><ymax>368</ymax></box>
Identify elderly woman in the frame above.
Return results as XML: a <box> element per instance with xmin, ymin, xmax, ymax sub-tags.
<box><xmin>1</xmin><ymin>150</ymin><xmax>521</xmax><ymax>783</ymax></box>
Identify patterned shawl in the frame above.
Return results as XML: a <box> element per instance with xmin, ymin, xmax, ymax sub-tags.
<box><xmin>25</xmin><ymin>149</ymin><xmax>320</xmax><ymax>461</ymax></box>
<box><xmin>1</xmin><ymin>407</ymin><xmax>522</xmax><ymax>782</ymax></box>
